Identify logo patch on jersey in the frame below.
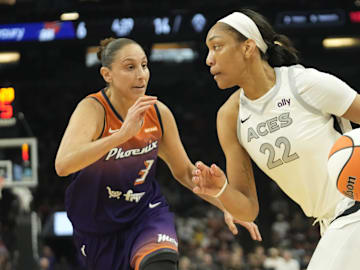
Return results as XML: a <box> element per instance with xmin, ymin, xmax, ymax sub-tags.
<box><xmin>240</xmin><ymin>115</ymin><xmax>251</xmax><ymax>124</ymax></box>
<box><xmin>145</xmin><ymin>126</ymin><xmax>158</xmax><ymax>133</ymax></box>
<box><xmin>106</xmin><ymin>186</ymin><xmax>122</xmax><ymax>199</ymax></box>
<box><xmin>123</xmin><ymin>189</ymin><xmax>145</xmax><ymax>203</ymax></box>
<box><xmin>106</xmin><ymin>186</ymin><xmax>145</xmax><ymax>203</ymax></box>
<box><xmin>81</xmin><ymin>245</ymin><xmax>87</xmax><ymax>257</ymax></box>
<box><xmin>105</xmin><ymin>141</ymin><xmax>158</xmax><ymax>161</ymax></box>
<box><xmin>149</xmin><ymin>202</ymin><xmax>161</xmax><ymax>208</ymax></box>
<box><xmin>157</xmin><ymin>234</ymin><xmax>178</xmax><ymax>247</ymax></box>
<box><xmin>276</xmin><ymin>98</ymin><xmax>291</xmax><ymax>108</ymax></box>
<box><xmin>108</xmin><ymin>127</ymin><xmax>121</xmax><ymax>134</ymax></box>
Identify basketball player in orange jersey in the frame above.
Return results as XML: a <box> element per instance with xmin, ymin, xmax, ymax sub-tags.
<box><xmin>191</xmin><ymin>9</ymin><xmax>360</xmax><ymax>270</ymax></box>
<box><xmin>55</xmin><ymin>37</ymin><xmax>261</xmax><ymax>270</ymax></box>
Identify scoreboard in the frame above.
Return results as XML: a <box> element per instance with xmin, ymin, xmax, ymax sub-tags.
<box><xmin>0</xmin><ymin>12</ymin><xmax>210</xmax><ymax>44</ymax></box>
<box><xmin>0</xmin><ymin>8</ymin><xmax>358</xmax><ymax>46</ymax></box>
<box><xmin>0</xmin><ymin>87</ymin><xmax>16</xmax><ymax>127</ymax></box>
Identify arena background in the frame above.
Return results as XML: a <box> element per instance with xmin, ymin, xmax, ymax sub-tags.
<box><xmin>0</xmin><ymin>0</ymin><xmax>359</xmax><ymax>269</ymax></box>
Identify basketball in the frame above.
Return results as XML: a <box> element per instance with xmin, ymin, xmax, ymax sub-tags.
<box><xmin>328</xmin><ymin>128</ymin><xmax>360</xmax><ymax>201</ymax></box>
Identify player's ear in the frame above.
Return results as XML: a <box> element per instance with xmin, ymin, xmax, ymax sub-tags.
<box><xmin>100</xmin><ymin>66</ymin><xmax>112</xmax><ymax>84</ymax></box>
<box><xmin>242</xmin><ymin>39</ymin><xmax>257</xmax><ymax>58</ymax></box>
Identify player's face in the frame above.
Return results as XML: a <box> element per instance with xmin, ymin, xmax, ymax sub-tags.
<box><xmin>205</xmin><ymin>23</ymin><xmax>246</xmax><ymax>89</ymax></box>
<box><xmin>109</xmin><ymin>44</ymin><xmax>150</xmax><ymax>98</ymax></box>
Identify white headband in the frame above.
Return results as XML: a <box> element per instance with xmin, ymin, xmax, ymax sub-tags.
<box><xmin>218</xmin><ymin>12</ymin><xmax>268</xmax><ymax>53</ymax></box>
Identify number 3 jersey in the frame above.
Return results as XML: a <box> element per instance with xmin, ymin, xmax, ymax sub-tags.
<box><xmin>65</xmin><ymin>89</ymin><xmax>168</xmax><ymax>234</ymax></box>
<box><xmin>237</xmin><ymin>65</ymin><xmax>357</xmax><ymax>220</ymax></box>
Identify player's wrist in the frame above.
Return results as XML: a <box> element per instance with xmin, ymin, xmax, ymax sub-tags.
<box><xmin>213</xmin><ymin>178</ymin><xmax>228</xmax><ymax>198</ymax></box>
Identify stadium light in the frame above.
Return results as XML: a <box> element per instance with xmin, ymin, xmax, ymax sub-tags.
<box><xmin>60</xmin><ymin>12</ymin><xmax>79</xmax><ymax>21</ymax></box>
<box><xmin>0</xmin><ymin>52</ymin><xmax>20</xmax><ymax>63</ymax></box>
<box><xmin>322</xmin><ymin>37</ymin><xmax>360</xmax><ymax>48</ymax></box>
<box><xmin>0</xmin><ymin>0</ymin><xmax>15</xmax><ymax>5</ymax></box>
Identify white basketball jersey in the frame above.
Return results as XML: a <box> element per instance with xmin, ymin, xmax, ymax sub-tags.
<box><xmin>237</xmin><ymin>65</ymin><xmax>357</xmax><ymax>219</ymax></box>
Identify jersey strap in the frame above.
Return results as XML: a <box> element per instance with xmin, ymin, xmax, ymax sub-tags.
<box><xmin>335</xmin><ymin>116</ymin><xmax>352</xmax><ymax>133</ymax></box>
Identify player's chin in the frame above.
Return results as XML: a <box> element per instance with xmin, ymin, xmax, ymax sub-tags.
<box><xmin>216</xmin><ymin>80</ymin><xmax>235</xmax><ymax>90</ymax></box>
<box><xmin>132</xmin><ymin>87</ymin><xmax>147</xmax><ymax>95</ymax></box>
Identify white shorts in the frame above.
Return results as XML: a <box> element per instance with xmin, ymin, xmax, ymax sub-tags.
<box><xmin>307</xmin><ymin>199</ymin><xmax>360</xmax><ymax>270</ymax></box>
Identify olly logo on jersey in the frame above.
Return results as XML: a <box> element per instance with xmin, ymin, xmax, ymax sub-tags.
<box><xmin>105</xmin><ymin>141</ymin><xmax>158</xmax><ymax>161</ymax></box>
<box><xmin>247</xmin><ymin>112</ymin><xmax>293</xmax><ymax>142</ymax></box>
<box><xmin>276</xmin><ymin>98</ymin><xmax>291</xmax><ymax>108</ymax></box>
<box><xmin>106</xmin><ymin>186</ymin><xmax>145</xmax><ymax>202</ymax></box>
<box><xmin>157</xmin><ymin>234</ymin><xmax>178</xmax><ymax>247</ymax></box>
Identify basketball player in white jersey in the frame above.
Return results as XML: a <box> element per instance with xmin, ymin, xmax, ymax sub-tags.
<box><xmin>192</xmin><ymin>9</ymin><xmax>360</xmax><ymax>270</ymax></box>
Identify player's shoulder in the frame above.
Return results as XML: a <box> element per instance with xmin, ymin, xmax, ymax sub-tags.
<box><xmin>155</xmin><ymin>99</ymin><xmax>167</xmax><ymax>111</ymax></box>
<box><xmin>285</xmin><ymin>64</ymin><xmax>335</xmax><ymax>87</ymax></box>
<box><xmin>81</xmin><ymin>96</ymin><xmax>104</xmax><ymax>111</ymax></box>
<box><xmin>75</xmin><ymin>95</ymin><xmax>105</xmax><ymax>118</ymax></box>
<box><xmin>218</xmin><ymin>89</ymin><xmax>240</xmax><ymax>120</ymax></box>
<box><xmin>154</xmin><ymin>99</ymin><xmax>171</xmax><ymax>117</ymax></box>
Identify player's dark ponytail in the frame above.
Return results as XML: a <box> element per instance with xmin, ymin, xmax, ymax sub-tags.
<box><xmin>241</xmin><ymin>8</ymin><xmax>299</xmax><ymax>67</ymax></box>
<box><xmin>266</xmin><ymin>33</ymin><xmax>299</xmax><ymax>67</ymax></box>
<box><xmin>97</xmin><ymin>37</ymin><xmax>138</xmax><ymax>68</ymax></box>
<box><xmin>223</xmin><ymin>9</ymin><xmax>300</xmax><ymax>67</ymax></box>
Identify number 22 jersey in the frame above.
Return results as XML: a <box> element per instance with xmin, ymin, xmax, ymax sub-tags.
<box><xmin>237</xmin><ymin>65</ymin><xmax>357</xmax><ymax>220</ymax></box>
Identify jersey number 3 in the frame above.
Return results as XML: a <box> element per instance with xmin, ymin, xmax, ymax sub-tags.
<box><xmin>260</xmin><ymin>137</ymin><xmax>299</xmax><ymax>169</ymax></box>
<box><xmin>134</xmin><ymin>159</ymin><xmax>154</xmax><ymax>185</ymax></box>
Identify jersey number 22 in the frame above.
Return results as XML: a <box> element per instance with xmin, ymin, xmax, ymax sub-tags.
<box><xmin>260</xmin><ymin>137</ymin><xmax>299</xmax><ymax>169</ymax></box>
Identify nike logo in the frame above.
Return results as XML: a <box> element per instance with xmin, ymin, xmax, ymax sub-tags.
<box><xmin>240</xmin><ymin>115</ymin><xmax>251</xmax><ymax>124</ymax></box>
<box><xmin>149</xmin><ymin>202</ymin><xmax>161</xmax><ymax>209</ymax></box>
<box><xmin>109</xmin><ymin>127</ymin><xmax>121</xmax><ymax>133</ymax></box>
<box><xmin>81</xmin><ymin>245</ymin><xmax>87</xmax><ymax>257</ymax></box>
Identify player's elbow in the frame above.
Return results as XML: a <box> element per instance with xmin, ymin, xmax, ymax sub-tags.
<box><xmin>249</xmin><ymin>201</ymin><xmax>260</xmax><ymax>221</ymax></box>
<box><xmin>55</xmin><ymin>160</ymin><xmax>70</xmax><ymax>177</ymax></box>
<box><xmin>250</xmin><ymin>203</ymin><xmax>260</xmax><ymax>221</ymax></box>
<box><xmin>234</xmin><ymin>200</ymin><xmax>259</xmax><ymax>222</ymax></box>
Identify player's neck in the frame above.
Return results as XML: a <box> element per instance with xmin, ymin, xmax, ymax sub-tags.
<box><xmin>241</xmin><ymin>61</ymin><xmax>276</xmax><ymax>100</ymax></box>
<box><xmin>104</xmin><ymin>87</ymin><xmax>135</xmax><ymax>120</ymax></box>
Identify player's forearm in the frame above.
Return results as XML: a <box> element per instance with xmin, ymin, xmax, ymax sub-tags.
<box><xmin>175</xmin><ymin>167</ymin><xmax>225</xmax><ymax>211</ymax></box>
<box><xmin>55</xmin><ymin>132</ymin><xmax>129</xmax><ymax>176</ymax></box>
<box><xmin>217</xmin><ymin>185</ymin><xmax>259</xmax><ymax>221</ymax></box>
<box><xmin>198</xmin><ymin>194</ymin><xmax>225</xmax><ymax>211</ymax></box>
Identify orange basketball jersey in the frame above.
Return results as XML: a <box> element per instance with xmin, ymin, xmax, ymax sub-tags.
<box><xmin>65</xmin><ymin>89</ymin><xmax>167</xmax><ymax>234</ymax></box>
<box><xmin>89</xmin><ymin>89</ymin><xmax>162</xmax><ymax>144</ymax></box>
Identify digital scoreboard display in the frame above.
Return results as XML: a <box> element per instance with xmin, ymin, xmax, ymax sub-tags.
<box><xmin>0</xmin><ymin>21</ymin><xmax>76</xmax><ymax>42</ymax></box>
<box><xmin>0</xmin><ymin>87</ymin><xmax>16</xmax><ymax>127</ymax></box>
<box><xmin>0</xmin><ymin>9</ymin><xmax>357</xmax><ymax>44</ymax></box>
<box><xmin>0</xmin><ymin>13</ymin><xmax>209</xmax><ymax>43</ymax></box>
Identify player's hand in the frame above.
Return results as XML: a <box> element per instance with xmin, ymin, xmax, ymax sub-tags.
<box><xmin>116</xmin><ymin>95</ymin><xmax>157</xmax><ymax>141</ymax></box>
<box><xmin>224</xmin><ymin>211</ymin><xmax>262</xmax><ymax>241</ymax></box>
<box><xmin>192</xmin><ymin>161</ymin><xmax>227</xmax><ymax>197</ymax></box>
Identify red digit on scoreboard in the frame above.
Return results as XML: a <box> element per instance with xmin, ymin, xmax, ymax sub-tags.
<box><xmin>0</xmin><ymin>87</ymin><xmax>15</xmax><ymax>119</ymax></box>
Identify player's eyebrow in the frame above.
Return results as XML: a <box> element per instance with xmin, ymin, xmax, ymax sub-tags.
<box><xmin>121</xmin><ymin>56</ymin><xmax>147</xmax><ymax>63</ymax></box>
<box><xmin>207</xmin><ymin>35</ymin><xmax>222</xmax><ymax>42</ymax></box>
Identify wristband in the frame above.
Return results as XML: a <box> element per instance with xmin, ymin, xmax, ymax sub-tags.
<box><xmin>213</xmin><ymin>179</ymin><xmax>228</xmax><ymax>198</ymax></box>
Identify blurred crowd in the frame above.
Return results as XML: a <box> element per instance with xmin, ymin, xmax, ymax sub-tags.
<box><xmin>175</xmin><ymin>205</ymin><xmax>318</xmax><ymax>270</ymax></box>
